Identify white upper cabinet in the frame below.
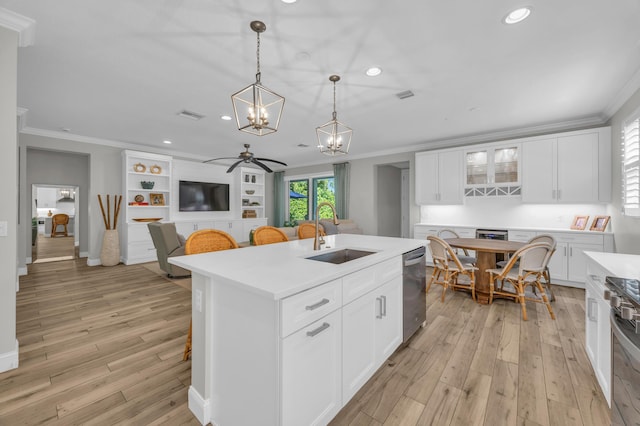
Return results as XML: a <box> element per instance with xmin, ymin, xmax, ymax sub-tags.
<box><xmin>465</xmin><ymin>145</ymin><xmax>520</xmax><ymax>186</ymax></box>
<box><xmin>464</xmin><ymin>144</ymin><xmax>521</xmax><ymax>198</ymax></box>
<box><xmin>521</xmin><ymin>128</ymin><xmax>611</xmax><ymax>203</ymax></box>
<box><xmin>415</xmin><ymin>149</ymin><xmax>463</xmax><ymax>205</ymax></box>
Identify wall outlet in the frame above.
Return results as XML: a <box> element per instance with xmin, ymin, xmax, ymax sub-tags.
<box><xmin>194</xmin><ymin>289</ymin><xmax>203</xmax><ymax>313</ymax></box>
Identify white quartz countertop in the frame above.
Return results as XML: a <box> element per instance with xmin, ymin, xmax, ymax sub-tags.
<box><xmin>585</xmin><ymin>251</ymin><xmax>640</xmax><ymax>279</ymax></box>
<box><xmin>169</xmin><ymin>234</ymin><xmax>426</xmax><ymax>300</ymax></box>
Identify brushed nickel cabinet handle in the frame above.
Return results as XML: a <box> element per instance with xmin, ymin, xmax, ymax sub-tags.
<box><xmin>376</xmin><ymin>297</ymin><xmax>383</xmax><ymax>319</ymax></box>
<box><xmin>306</xmin><ymin>322</ymin><xmax>330</xmax><ymax>337</ymax></box>
<box><xmin>305</xmin><ymin>298</ymin><xmax>330</xmax><ymax>311</ymax></box>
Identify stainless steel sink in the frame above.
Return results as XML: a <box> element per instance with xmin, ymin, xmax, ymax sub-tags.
<box><xmin>305</xmin><ymin>248</ymin><xmax>375</xmax><ymax>264</ymax></box>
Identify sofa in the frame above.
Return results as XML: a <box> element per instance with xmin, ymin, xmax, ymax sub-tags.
<box><xmin>147</xmin><ymin>222</ymin><xmax>191</xmax><ymax>278</ymax></box>
<box><xmin>276</xmin><ymin>219</ymin><xmax>363</xmax><ymax>241</ymax></box>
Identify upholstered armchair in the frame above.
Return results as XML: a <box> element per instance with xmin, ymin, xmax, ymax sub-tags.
<box><xmin>147</xmin><ymin>222</ymin><xmax>191</xmax><ymax>278</ymax></box>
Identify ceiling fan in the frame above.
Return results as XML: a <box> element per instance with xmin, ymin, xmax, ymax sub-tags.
<box><xmin>203</xmin><ymin>144</ymin><xmax>287</xmax><ymax>173</ymax></box>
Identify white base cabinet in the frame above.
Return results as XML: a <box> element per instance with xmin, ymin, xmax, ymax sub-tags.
<box><xmin>282</xmin><ymin>310</ymin><xmax>342</xmax><ymax>426</ymax></box>
<box><xmin>585</xmin><ymin>258</ymin><xmax>611</xmax><ymax>406</ymax></box>
<box><xmin>188</xmin><ymin>256</ymin><xmax>403</xmax><ymax>425</ymax></box>
<box><xmin>342</xmin><ymin>277</ymin><xmax>402</xmax><ymax>403</ymax></box>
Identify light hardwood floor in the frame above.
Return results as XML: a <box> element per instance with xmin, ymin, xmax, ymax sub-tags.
<box><xmin>0</xmin><ymin>260</ymin><xmax>609</xmax><ymax>425</ymax></box>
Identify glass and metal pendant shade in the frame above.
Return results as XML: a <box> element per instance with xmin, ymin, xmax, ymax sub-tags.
<box><xmin>231</xmin><ymin>21</ymin><xmax>285</xmax><ymax>136</ymax></box>
<box><xmin>316</xmin><ymin>75</ymin><xmax>352</xmax><ymax>156</ymax></box>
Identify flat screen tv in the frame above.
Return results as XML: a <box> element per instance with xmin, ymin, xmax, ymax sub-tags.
<box><xmin>179</xmin><ymin>180</ymin><xmax>230</xmax><ymax>212</ymax></box>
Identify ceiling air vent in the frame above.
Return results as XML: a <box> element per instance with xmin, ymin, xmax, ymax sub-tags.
<box><xmin>177</xmin><ymin>110</ymin><xmax>205</xmax><ymax>120</ymax></box>
<box><xmin>396</xmin><ymin>90</ymin><xmax>415</xmax><ymax>100</ymax></box>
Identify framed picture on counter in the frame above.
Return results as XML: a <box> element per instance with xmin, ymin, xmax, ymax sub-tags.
<box><xmin>590</xmin><ymin>215</ymin><xmax>610</xmax><ymax>232</ymax></box>
<box><xmin>570</xmin><ymin>215</ymin><xmax>589</xmax><ymax>230</ymax></box>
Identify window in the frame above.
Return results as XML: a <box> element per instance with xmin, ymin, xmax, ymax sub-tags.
<box><xmin>622</xmin><ymin>113</ymin><xmax>640</xmax><ymax>217</ymax></box>
<box><xmin>286</xmin><ymin>174</ymin><xmax>335</xmax><ymax>222</ymax></box>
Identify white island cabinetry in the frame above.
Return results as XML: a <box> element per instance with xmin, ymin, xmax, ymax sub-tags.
<box><xmin>169</xmin><ymin>234</ymin><xmax>420</xmax><ymax>426</ymax></box>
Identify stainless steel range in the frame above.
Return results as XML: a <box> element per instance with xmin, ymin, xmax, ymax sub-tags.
<box><xmin>604</xmin><ymin>276</ymin><xmax>640</xmax><ymax>425</ymax></box>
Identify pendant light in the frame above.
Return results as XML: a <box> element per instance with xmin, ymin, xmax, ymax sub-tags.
<box><xmin>316</xmin><ymin>75</ymin><xmax>352</xmax><ymax>156</ymax></box>
<box><xmin>231</xmin><ymin>21</ymin><xmax>285</xmax><ymax>136</ymax></box>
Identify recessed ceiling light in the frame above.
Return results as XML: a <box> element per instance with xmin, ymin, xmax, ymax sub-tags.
<box><xmin>366</xmin><ymin>67</ymin><xmax>382</xmax><ymax>77</ymax></box>
<box><xmin>281</xmin><ymin>0</ymin><xmax>297</xmax><ymax>3</ymax></box>
<box><xmin>163</xmin><ymin>140</ymin><xmax>172</xmax><ymax>144</ymax></box>
<box><xmin>504</xmin><ymin>7</ymin><xmax>531</xmax><ymax>24</ymax></box>
<box><xmin>220</xmin><ymin>115</ymin><xmax>232</xmax><ymax>121</ymax></box>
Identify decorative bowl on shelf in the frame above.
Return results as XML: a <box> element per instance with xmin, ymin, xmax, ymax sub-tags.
<box><xmin>245</xmin><ymin>190</ymin><xmax>255</xmax><ymax>195</ymax></box>
<box><xmin>140</xmin><ymin>181</ymin><xmax>155</xmax><ymax>189</ymax></box>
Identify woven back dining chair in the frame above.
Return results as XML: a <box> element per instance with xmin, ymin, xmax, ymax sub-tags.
<box><xmin>253</xmin><ymin>226</ymin><xmax>289</xmax><ymax>245</ymax></box>
<box><xmin>427</xmin><ymin>235</ymin><xmax>477</xmax><ymax>303</ymax></box>
<box><xmin>487</xmin><ymin>242</ymin><xmax>555</xmax><ymax>321</ymax></box>
<box><xmin>436</xmin><ymin>228</ymin><xmax>476</xmax><ymax>265</ymax></box>
<box><xmin>297</xmin><ymin>223</ymin><xmax>325</xmax><ymax>240</ymax></box>
<box><xmin>182</xmin><ymin>229</ymin><xmax>239</xmax><ymax>361</ymax></box>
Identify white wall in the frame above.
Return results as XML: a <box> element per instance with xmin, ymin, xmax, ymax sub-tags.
<box><xmin>607</xmin><ymin>86</ymin><xmax>640</xmax><ymax>255</ymax></box>
<box><xmin>0</xmin><ymin>26</ymin><xmax>18</xmax><ymax>371</ymax></box>
<box><xmin>19</xmin><ymin>134</ymin><xmax>121</xmax><ymax>266</ymax></box>
<box><xmin>282</xmin><ymin>152</ymin><xmax>420</xmax><ymax>236</ymax></box>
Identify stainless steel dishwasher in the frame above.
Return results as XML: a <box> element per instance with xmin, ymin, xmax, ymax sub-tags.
<box><xmin>403</xmin><ymin>246</ymin><xmax>427</xmax><ymax>342</ymax></box>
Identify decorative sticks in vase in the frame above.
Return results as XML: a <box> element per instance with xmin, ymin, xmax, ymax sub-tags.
<box><xmin>98</xmin><ymin>194</ymin><xmax>123</xmax><ymax>266</ymax></box>
<box><xmin>98</xmin><ymin>194</ymin><xmax>123</xmax><ymax>230</ymax></box>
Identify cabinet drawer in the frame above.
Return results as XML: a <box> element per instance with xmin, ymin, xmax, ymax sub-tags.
<box><xmin>509</xmin><ymin>230</ymin><xmax>536</xmax><ymax>242</ymax></box>
<box><xmin>128</xmin><ymin>224</ymin><xmax>153</xmax><ymax>243</ymax></box>
<box><xmin>343</xmin><ymin>258</ymin><xmax>401</xmax><ymax>304</ymax></box>
<box><xmin>281</xmin><ymin>279</ymin><xmax>342</xmax><ymax>338</ymax></box>
<box><xmin>548</xmin><ymin>232</ymin><xmax>603</xmax><ymax>245</ymax></box>
<box><xmin>454</xmin><ymin>227</ymin><xmax>476</xmax><ymax>238</ymax></box>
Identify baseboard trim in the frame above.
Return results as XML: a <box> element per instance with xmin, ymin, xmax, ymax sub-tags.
<box><xmin>0</xmin><ymin>340</ymin><xmax>19</xmax><ymax>373</ymax></box>
<box><xmin>26</xmin><ymin>256</ymin><xmax>32</xmax><ymax>264</ymax></box>
<box><xmin>188</xmin><ymin>386</ymin><xmax>210</xmax><ymax>425</ymax></box>
<box><xmin>79</xmin><ymin>251</ymin><xmax>89</xmax><ymax>258</ymax></box>
<box><xmin>86</xmin><ymin>258</ymin><xmax>101</xmax><ymax>266</ymax></box>
<box><xmin>18</xmin><ymin>266</ymin><xmax>27</xmax><ymax>277</ymax></box>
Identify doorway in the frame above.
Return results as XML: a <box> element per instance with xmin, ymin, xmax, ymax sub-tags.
<box><xmin>376</xmin><ymin>162</ymin><xmax>410</xmax><ymax>237</ymax></box>
<box><xmin>31</xmin><ymin>184</ymin><xmax>79</xmax><ymax>263</ymax></box>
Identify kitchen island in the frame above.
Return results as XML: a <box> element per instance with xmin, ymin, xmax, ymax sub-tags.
<box><xmin>169</xmin><ymin>234</ymin><xmax>425</xmax><ymax>426</ymax></box>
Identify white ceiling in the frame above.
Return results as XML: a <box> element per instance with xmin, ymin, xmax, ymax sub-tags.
<box><xmin>3</xmin><ymin>0</ymin><xmax>640</xmax><ymax>170</ymax></box>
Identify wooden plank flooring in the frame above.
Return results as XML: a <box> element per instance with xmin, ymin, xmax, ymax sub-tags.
<box><xmin>0</xmin><ymin>260</ymin><xmax>609</xmax><ymax>425</ymax></box>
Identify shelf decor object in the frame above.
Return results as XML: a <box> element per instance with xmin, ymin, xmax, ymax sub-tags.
<box><xmin>149</xmin><ymin>193</ymin><xmax>165</xmax><ymax>206</ymax></box>
<box><xmin>570</xmin><ymin>215</ymin><xmax>589</xmax><ymax>230</ymax></box>
<box><xmin>149</xmin><ymin>164</ymin><xmax>162</xmax><ymax>174</ymax></box>
<box><xmin>140</xmin><ymin>181</ymin><xmax>155</xmax><ymax>189</ymax></box>
<box><xmin>133</xmin><ymin>163</ymin><xmax>146</xmax><ymax>173</ymax></box>
<box><xmin>590</xmin><ymin>215</ymin><xmax>610</xmax><ymax>232</ymax></box>
<box><xmin>231</xmin><ymin>20</ymin><xmax>285</xmax><ymax>136</ymax></box>
<box><xmin>316</xmin><ymin>75</ymin><xmax>352</xmax><ymax>156</ymax></box>
<box><xmin>98</xmin><ymin>194</ymin><xmax>123</xmax><ymax>266</ymax></box>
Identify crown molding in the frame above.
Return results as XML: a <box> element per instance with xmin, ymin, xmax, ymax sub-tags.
<box><xmin>603</xmin><ymin>66</ymin><xmax>640</xmax><ymax>120</ymax></box>
<box><xmin>0</xmin><ymin>7</ymin><xmax>36</xmax><ymax>47</ymax></box>
<box><xmin>285</xmin><ymin>115</ymin><xmax>609</xmax><ymax>170</ymax></box>
<box><xmin>19</xmin><ymin>126</ymin><xmax>210</xmax><ymax>162</ymax></box>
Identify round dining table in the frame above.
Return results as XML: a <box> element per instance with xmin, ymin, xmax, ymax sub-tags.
<box><xmin>444</xmin><ymin>238</ymin><xmax>525</xmax><ymax>305</ymax></box>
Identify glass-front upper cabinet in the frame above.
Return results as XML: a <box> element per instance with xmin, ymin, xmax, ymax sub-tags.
<box><xmin>465</xmin><ymin>144</ymin><xmax>520</xmax><ymax>189</ymax></box>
